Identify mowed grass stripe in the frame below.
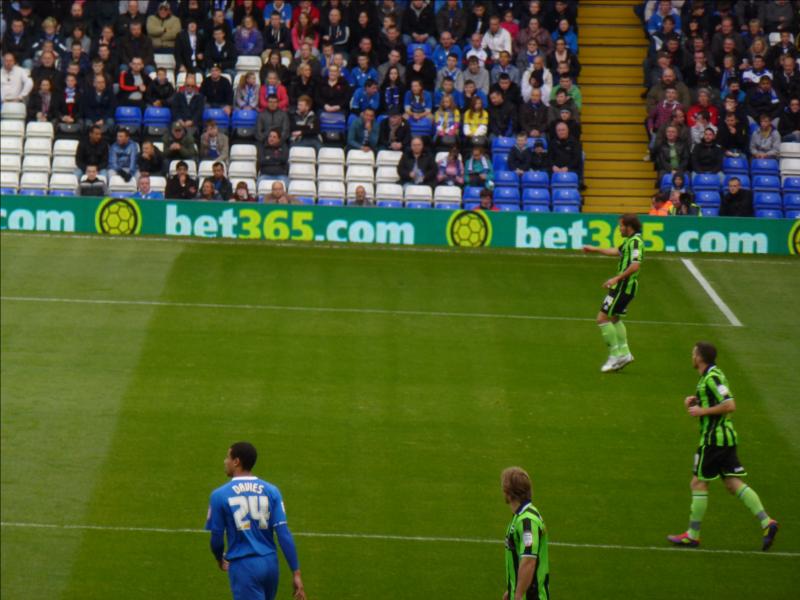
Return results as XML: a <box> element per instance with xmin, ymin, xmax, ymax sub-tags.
<box><xmin>3</xmin><ymin>521</ymin><xmax>798</xmax><ymax>558</ymax></box>
<box><xmin>0</xmin><ymin>296</ymin><xmax>735</xmax><ymax>328</ymax></box>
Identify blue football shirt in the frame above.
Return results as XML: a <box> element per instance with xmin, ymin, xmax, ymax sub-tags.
<box><xmin>205</xmin><ymin>476</ymin><xmax>288</xmax><ymax>560</ymax></box>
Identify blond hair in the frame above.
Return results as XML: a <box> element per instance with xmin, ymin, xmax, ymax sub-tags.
<box><xmin>501</xmin><ymin>467</ymin><xmax>532</xmax><ymax>503</ymax></box>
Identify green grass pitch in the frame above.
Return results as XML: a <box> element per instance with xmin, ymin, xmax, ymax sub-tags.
<box><xmin>1</xmin><ymin>233</ymin><xmax>799</xmax><ymax>599</ymax></box>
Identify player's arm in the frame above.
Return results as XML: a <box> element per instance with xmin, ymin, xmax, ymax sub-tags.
<box><xmin>514</xmin><ymin>557</ymin><xmax>537</xmax><ymax>600</ymax></box>
<box><xmin>276</xmin><ymin>526</ymin><xmax>306</xmax><ymax>599</ymax></box>
<box><xmin>205</xmin><ymin>495</ymin><xmax>229</xmax><ymax>571</ymax></box>
<box><xmin>688</xmin><ymin>378</ymin><xmax>736</xmax><ymax>416</ymax></box>
<box><xmin>583</xmin><ymin>245</ymin><xmax>621</xmax><ymax>257</ymax></box>
<box><xmin>605</xmin><ymin>261</ymin><xmax>640</xmax><ymax>288</ymax></box>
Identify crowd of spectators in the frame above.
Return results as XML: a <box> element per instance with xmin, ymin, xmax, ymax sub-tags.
<box><xmin>641</xmin><ymin>0</ymin><xmax>800</xmax><ymax>218</ymax></box>
<box><xmin>0</xmin><ymin>0</ymin><xmax>584</xmax><ymax>205</ymax></box>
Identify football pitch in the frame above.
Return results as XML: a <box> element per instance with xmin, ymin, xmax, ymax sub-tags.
<box><xmin>1</xmin><ymin>232</ymin><xmax>798</xmax><ymax>599</ymax></box>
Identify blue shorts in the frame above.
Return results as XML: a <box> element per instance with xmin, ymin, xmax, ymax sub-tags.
<box><xmin>228</xmin><ymin>554</ymin><xmax>279</xmax><ymax>600</ymax></box>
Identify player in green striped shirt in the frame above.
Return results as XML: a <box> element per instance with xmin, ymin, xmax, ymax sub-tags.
<box><xmin>582</xmin><ymin>214</ymin><xmax>643</xmax><ymax>373</ymax></box>
<box><xmin>668</xmin><ymin>342</ymin><xmax>779</xmax><ymax>550</ymax></box>
<box><xmin>502</xmin><ymin>467</ymin><xmax>550</xmax><ymax>600</ymax></box>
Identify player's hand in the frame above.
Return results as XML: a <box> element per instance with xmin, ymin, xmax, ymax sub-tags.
<box><xmin>684</xmin><ymin>395</ymin><xmax>698</xmax><ymax>408</ymax></box>
<box><xmin>293</xmin><ymin>571</ymin><xmax>306</xmax><ymax>599</ymax></box>
<box><xmin>603</xmin><ymin>277</ymin><xmax>618</xmax><ymax>289</ymax></box>
<box><xmin>582</xmin><ymin>244</ymin><xmax>595</xmax><ymax>253</ymax></box>
<box><xmin>217</xmin><ymin>558</ymin><xmax>229</xmax><ymax>571</ymax></box>
<box><xmin>502</xmin><ymin>592</ymin><xmax>509</xmax><ymax>600</ymax></box>
<box><xmin>688</xmin><ymin>405</ymin><xmax>705</xmax><ymax>417</ymax></box>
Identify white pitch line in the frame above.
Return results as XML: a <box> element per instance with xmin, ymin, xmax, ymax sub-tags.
<box><xmin>681</xmin><ymin>259</ymin><xmax>743</xmax><ymax>327</ymax></box>
<box><xmin>1</xmin><ymin>521</ymin><xmax>796</xmax><ymax>558</ymax></box>
<box><xmin>0</xmin><ymin>295</ymin><xmax>734</xmax><ymax>328</ymax></box>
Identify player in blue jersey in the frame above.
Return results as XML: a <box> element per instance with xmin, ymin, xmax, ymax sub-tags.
<box><xmin>206</xmin><ymin>442</ymin><xmax>307</xmax><ymax>600</ymax></box>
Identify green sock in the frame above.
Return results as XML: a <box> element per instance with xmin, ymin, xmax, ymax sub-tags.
<box><xmin>599</xmin><ymin>323</ymin><xmax>619</xmax><ymax>357</ymax></box>
<box><xmin>737</xmin><ymin>485</ymin><xmax>771</xmax><ymax>528</ymax></box>
<box><xmin>688</xmin><ymin>491</ymin><xmax>708</xmax><ymax>540</ymax></box>
<box><xmin>614</xmin><ymin>320</ymin><xmax>630</xmax><ymax>356</ymax></box>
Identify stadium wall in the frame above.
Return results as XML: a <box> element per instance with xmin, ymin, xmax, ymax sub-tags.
<box><xmin>1</xmin><ymin>196</ymin><xmax>798</xmax><ymax>256</ymax></box>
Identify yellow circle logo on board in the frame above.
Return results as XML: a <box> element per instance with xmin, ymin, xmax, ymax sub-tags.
<box><xmin>789</xmin><ymin>219</ymin><xmax>800</xmax><ymax>255</ymax></box>
<box><xmin>95</xmin><ymin>197</ymin><xmax>142</xmax><ymax>235</ymax></box>
<box><xmin>447</xmin><ymin>210</ymin><xmax>493</xmax><ymax>248</ymax></box>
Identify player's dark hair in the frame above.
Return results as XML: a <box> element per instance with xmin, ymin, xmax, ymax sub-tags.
<box><xmin>619</xmin><ymin>213</ymin><xmax>642</xmax><ymax>233</ymax></box>
<box><xmin>230</xmin><ymin>442</ymin><xmax>257</xmax><ymax>471</ymax></box>
<box><xmin>694</xmin><ymin>342</ymin><xmax>717</xmax><ymax>365</ymax></box>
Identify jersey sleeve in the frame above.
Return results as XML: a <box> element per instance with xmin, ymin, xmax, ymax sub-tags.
<box><xmin>516</xmin><ymin>517</ymin><xmax>540</xmax><ymax>559</ymax></box>
<box><xmin>708</xmin><ymin>374</ymin><xmax>733</xmax><ymax>403</ymax></box>
<box><xmin>205</xmin><ymin>491</ymin><xmax>226</xmax><ymax>532</ymax></box>
<box><xmin>269</xmin><ymin>487</ymin><xmax>288</xmax><ymax>528</ymax></box>
<box><xmin>630</xmin><ymin>237</ymin><xmax>642</xmax><ymax>262</ymax></box>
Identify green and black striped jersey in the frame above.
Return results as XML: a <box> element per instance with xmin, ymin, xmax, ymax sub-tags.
<box><xmin>505</xmin><ymin>502</ymin><xmax>550</xmax><ymax>600</ymax></box>
<box><xmin>616</xmin><ymin>233</ymin><xmax>643</xmax><ymax>293</ymax></box>
<box><xmin>696</xmin><ymin>365</ymin><xmax>738</xmax><ymax>447</ymax></box>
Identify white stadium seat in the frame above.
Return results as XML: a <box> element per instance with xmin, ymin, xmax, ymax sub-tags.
<box><xmin>109</xmin><ymin>175</ymin><xmax>137</xmax><ymax>193</ymax></box>
<box><xmin>230</xmin><ymin>178</ymin><xmax>256</xmax><ymax>195</ymax></box>
<box><xmin>347</xmin><ymin>182</ymin><xmax>374</xmax><ymax>201</ymax></box>
<box><xmin>404</xmin><ymin>185</ymin><xmax>433</xmax><ymax>203</ymax></box>
<box><xmin>1</xmin><ymin>154</ymin><xmax>22</xmax><ymax>173</ymax></box>
<box><xmin>375</xmin><ymin>166</ymin><xmax>399</xmax><ymax>183</ymax></box>
<box><xmin>198</xmin><ymin>160</ymin><xmax>225</xmax><ymax>178</ymax></box>
<box><xmin>1</xmin><ymin>120</ymin><xmax>25</xmax><ymax>138</ymax></box>
<box><xmin>169</xmin><ymin>159</ymin><xmax>197</xmax><ymax>176</ymax></box>
<box><xmin>376</xmin><ymin>150</ymin><xmax>402</xmax><ymax>167</ymax></box>
<box><xmin>257</xmin><ymin>178</ymin><xmax>281</xmax><ymax>196</ymax></box>
<box><xmin>228</xmin><ymin>161</ymin><xmax>257</xmax><ymax>179</ymax></box>
<box><xmin>317</xmin><ymin>147</ymin><xmax>345</xmax><ymax>165</ymax></box>
<box><xmin>780</xmin><ymin>158</ymin><xmax>800</xmax><ymax>177</ymax></box>
<box><xmin>236</xmin><ymin>56</ymin><xmax>263</xmax><ymax>73</ymax></box>
<box><xmin>346</xmin><ymin>165</ymin><xmax>374</xmax><ymax>183</ymax></box>
<box><xmin>435</xmin><ymin>151</ymin><xmax>449</xmax><ymax>164</ymax></box>
<box><xmin>22</xmin><ymin>155</ymin><xmax>51</xmax><ymax>173</ymax></box>
<box><xmin>53</xmin><ymin>139</ymin><xmax>79</xmax><ymax>157</ymax></box>
<box><xmin>154</xmin><ymin>54</ymin><xmax>176</xmax><ymax>70</ymax></box>
<box><xmin>149</xmin><ymin>176</ymin><xmax>167</xmax><ymax>193</ymax></box>
<box><xmin>346</xmin><ymin>149</ymin><xmax>375</xmax><ymax>167</ymax></box>
<box><xmin>230</xmin><ymin>144</ymin><xmax>258</xmax><ymax>162</ymax></box>
<box><xmin>317</xmin><ymin>164</ymin><xmax>344</xmax><ymax>181</ymax></box>
<box><xmin>49</xmin><ymin>173</ymin><xmax>79</xmax><ymax>192</ymax></box>
<box><xmin>51</xmin><ymin>155</ymin><xmax>77</xmax><ymax>173</ymax></box>
<box><xmin>780</xmin><ymin>143</ymin><xmax>800</xmax><ymax>159</ymax></box>
<box><xmin>434</xmin><ymin>186</ymin><xmax>463</xmax><ymax>205</ymax></box>
<box><xmin>1</xmin><ymin>171</ymin><xmax>19</xmax><ymax>190</ymax></box>
<box><xmin>24</xmin><ymin>137</ymin><xmax>53</xmax><ymax>156</ymax></box>
<box><xmin>1</xmin><ymin>102</ymin><xmax>27</xmax><ymax>121</ymax></box>
<box><xmin>288</xmin><ymin>146</ymin><xmax>316</xmax><ymax>163</ymax></box>
<box><xmin>318</xmin><ymin>180</ymin><xmax>346</xmax><ymax>200</ymax></box>
<box><xmin>176</xmin><ymin>72</ymin><xmax>203</xmax><ymax>87</ymax></box>
<box><xmin>287</xmin><ymin>180</ymin><xmax>316</xmax><ymax>199</ymax></box>
<box><xmin>2</xmin><ymin>136</ymin><xmax>23</xmax><ymax>156</ymax></box>
<box><xmin>375</xmin><ymin>183</ymin><xmax>404</xmax><ymax>202</ymax></box>
<box><xmin>289</xmin><ymin>162</ymin><xmax>315</xmax><ymax>180</ymax></box>
<box><xmin>26</xmin><ymin>121</ymin><xmax>54</xmax><ymax>140</ymax></box>
<box><xmin>20</xmin><ymin>172</ymin><xmax>49</xmax><ymax>190</ymax></box>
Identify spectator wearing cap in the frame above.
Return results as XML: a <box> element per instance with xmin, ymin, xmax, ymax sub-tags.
<box><xmin>165</xmin><ymin>160</ymin><xmax>198</xmax><ymax>200</ymax></box>
<box><xmin>436</xmin><ymin>54</ymin><xmax>465</xmax><ymax>93</ymax></box>
<box><xmin>119</xmin><ymin>21</ymin><xmax>155</xmax><ymax>75</ymax></box>
<box><xmin>549</xmin><ymin>121</ymin><xmax>584</xmax><ymax>187</ymax></box>
<box><xmin>405</xmin><ymin>47</ymin><xmax>437</xmax><ymax>92</ymax></box>
<box><xmin>750</xmin><ymin>113</ymin><xmax>781</xmax><ymax>159</ymax></box>
<box><xmin>691</xmin><ymin>127</ymin><xmax>724</xmax><ymax>180</ymax></box>
<box><xmin>378</xmin><ymin>108</ymin><xmax>411</xmax><ymax>151</ymax></box>
<box><xmin>350</xmin><ymin>79</ymin><xmax>381</xmax><ymax>115</ymax></box>
<box><xmin>347</xmin><ymin>107</ymin><xmax>380</xmax><ymax>152</ymax></box>
<box><xmin>530</xmin><ymin>138</ymin><xmax>551</xmax><ymax>172</ymax></box>
<box><xmin>81</xmin><ymin>75</ymin><xmax>116</xmax><ymax>133</ymax></box>
<box><xmin>163</xmin><ymin>122</ymin><xmax>199</xmax><ymax>161</ymax></box>
<box><xmin>398</xmin><ymin>136</ymin><xmax>437</xmax><ymax>188</ymax></box>
<box><xmin>491</xmin><ymin>51</ymin><xmax>520</xmax><ymax>86</ymax></box>
<box><xmin>108</xmin><ymin>128</ymin><xmax>140</xmax><ymax>182</ymax></box>
<box><xmin>200</xmin><ymin>120</ymin><xmax>230</xmax><ymax>163</ymax></box>
<box><xmin>175</xmin><ymin>19</ymin><xmax>205</xmax><ymax>73</ymax></box>
<box><xmin>402</xmin><ymin>0</ymin><xmax>436</xmax><ymax>50</ymax></box>
<box><xmin>436</xmin><ymin>0</ymin><xmax>467</xmax><ymax>42</ymax></box>
<box><xmin>256</xmin><ymin>93</ymin><xmax>290</xmax><ymax>144</ymax></box>
<box><xmin>0</xmin><ymin>51</ymin><xmax>32</xmax><ymax>103</ymax></box>
<box><xmin>746</xmin><ymin>75</ymin><xmax>781</xmax><ymax>126</ymax></box>
<box><xmin>463</xmin><ymin>56</ymin><xmax>490</xmax><ymax>96</ymax></box>
<box><xmin>205</xmin><ymin>27</ymin><xmax>237</xmax><ymax>76</ymax></box>
<box><xmin>148</xmin><ymin>2</ymin><xmax>181</xmax><ymax>50</ymax></box>
<box><xmin>349</xmin><ymin>54</ymin><xmax>379</xmax><ymax>89</ymax></box>
<box><xmin>720</xmin><ymin>176</ymin><xmax>754</xmax><ymax>217</ymax></box>
<box><xmin>432</xmin><ymin>31</ymin><xmax>463</xmax><ymax>72</ymax></box>
<box><xmin>519</xmin><ymin>88</ymin><xmax>549</xmax><ymax>138</ymax></box>
<box><xmin>289</xmin><ymin>95</ymin><xmax>321</xmax><ymax>150</ymax></box>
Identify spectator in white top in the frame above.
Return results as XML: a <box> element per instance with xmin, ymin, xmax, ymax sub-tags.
<box><xmin>464</xmin><ymin>32</ymin><xmax>488</xmax><ymax>68</ymax></box>
<box><xmin>1</xmin><ymin>51</ymin><xmax>33</xmax><ymax>103</ymax></box>
<box><xmin>482</xmin><ymin>15</ymin><xmax>512</xmax><ymax>61</ymax></box>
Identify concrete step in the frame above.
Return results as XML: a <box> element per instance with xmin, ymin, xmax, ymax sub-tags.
<box><xmin>585</xmin><ymin>160</ymin><xmax>654</xmax><ymax>177</ymax></box>
<box><xmin>578</xmin><ymin>15</ymin><xmax>642</xmax><ymax>26</ymax></box>
<box><xmin>580</xmin><ymin>0</ymin><xmax>642</xmax><ymax>6</ymax></box>
<box><xmin>583</xmin><ymin>123</ymin><xmax>647</xmax><ymax>136</ymax></box>
<box><xmin>582</xmin><ymin>113</ymin><xmax>646</xmax><ymax>125</ymax></box>
<box><xmin>581</xmin><ymin>85</ymin><xmax>645</xmax><ymax>103</ymax></box>
<box><xmin>581</xmin><ymin>54</ymin><xmax>644</xmax><ymax>66</ymax></box>
<box><xmin>580</xmin><ymin>25</ymin><xmax>647</xmax><ymax>46</ymax></box>
<box><xmin>585</xmin><ymin>178</ymin><xmax>655</xmax><ymax>192</ymax></box>
<box><xmin>582</xmin><ymin>103</ymin><xmax>646</xmax><ymax>117</ymax></box>
<box><xmin>580</xmin><ymin>45</ymin><xmax>647</xmax><ymax>59</ymax></box>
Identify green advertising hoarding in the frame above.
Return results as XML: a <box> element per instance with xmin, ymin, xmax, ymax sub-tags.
<box><xmin>1</xmin><ymin>195</ymin><xmax>799</xmax><ymax>255</ymax></box>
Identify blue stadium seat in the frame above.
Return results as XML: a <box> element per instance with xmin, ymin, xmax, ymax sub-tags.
<box><xmin>115</xmin><ymin>106</ymin><xmax>142</xmax><ymax>133</ymax></box>
<box><xmin>552</xmin><ymin>188</ymin><xmax>581</xmax><ymax>205</ymax></box>
<box><xmin>526</xmin><ymin>137</ymin><xmax>547</xmax><ymax>150</ymax></box>
<box><xmin>319</xmin><ymin>111</ymin><xmax>346</xmax><ymax>143</ymax></box>
<box><xmin>695</xmin><ymin>191</ymin><xmax>721</xmax><ymax>206</ymax></box>
<box><xmin>524</xmin><ymin>203</ymin><xmax>550</xmax><ymax>213</ymax></box>
<box><xmin>752</xmin><ymin>175</ymin><xmax>781</xmax><ymax>193</ymax></box>
<box><xmin>434</xmin><ymin>202</ymin><xmax>460</xmax><ymax>209</ymax></box>
<box><xmin>659</xmin><ymin>172</ymin><xmax>690</xmax><ymax>191</ymax></box>
<box><xmin>723</xmin><ymin>174</ymin><xmax>749</xmax><ymax>189</ymax></box>
<box><xmin>232</xmin><ymin>109</ymin><xmax>258</xmax><ymax>128</ymax></box>
<box><xmin>754</xmin><ymin>192</ymin><xmax>782</xmax><ymax>209</ymax></box>
<box><xmin>19</xmin><ymin>189</ymin><xmax>46</xmax><ymax>196</ymax></box>
<box><xmin>202</xmin><ymin>107</ymin><xmax>230</xmax><ymax>129</ymax></box>
<box><xmin>550</xmin><ymin>171</ymin><xmax>579</xmax><ymax>188</ymax></box>
<box><xmin>701</xmin><ymin>207</ymin><xmax>719</xmax><ymax>217</ymax></box>
<box><xmin>498</xmin><ymin>203</ymin><xmax>520</xmax><ymax>212</ymax></box>
<box><xmin>755</xmin><ymin>209</ymin><xmax>783</xmax><ymax>218</ymax></box>
<box><xmin>522</xmin><ymin>171</ymin><xmax>549</xmax><ymax>188</ymax></box>
<box><xmin>408</xmin><ymin>117</ymin><xmax>434</xmax><ymax>137</ymax></box>
<box><xmin>783</xmin><ymin>193</ymin><xmax>800</xmax><ymax>209</ymax></box>
<box><xmin>491</xmin><ymin>136</ymin><xmax>516</xmax><ymax>153</ymax></box>
<box><xmin>693</xmin><ymin>173</ymin><xmax>721</xmax><ymax>191</ymax></box>
<box><xmin>110</xmin><ymin>192</ymin><xmax>131</xmax><ymax>198</ymax></box>
<box><xmin>494</xmin><ymin>187</ymin><xmax>520</xmax><ymax>203</ymax></box>
<box><xmin>722</xmin><ymin>156</ymin><xmax>748</xmax><ymax>175</ymax></box>
<box><xmin>376</xmin><ymin>200</ymin><xmax>403</xmax><ymax>209</ymax></box>
<box><xmin>143</xmin><ymin>106</ymin><xmax>172</xmax><ymax>139</ymax></box>
<box><xmin>463</xmin><ymin>186</ymin><xmax>483</xmax><ymax>200</ymax></box>
<box><xmin>553</xmin><ymin>203</ymin><xmax>579</xmax><ymax>213</ymax></box>
<box><xmin>750</xmin><ymin>158</ymin><xmax>779</xmax><ymax>176</ymax></box>
<box><xmin>50</xmin><ymin>190</ymin><xmax>76</xmax><ymax>197</ymax></box>
<box><xmin>1</xmin><ymin>187</ymin><xmax>17</xmax><ymax>194</ymax></box>
<box><xmin>492</xmin><ymin>153</ymin><xmax>509</xmax><ymax>172</ymax></box>
<box><xmin>463</xmin><ymin>201</ymin><xmax>480</xmax><ymax>210</ymax></box>
<box><xmin>318</xmin><ymin>198</ymin><xmax>345</xmax><ymax>206</ymax></box>
<box><xmin>786</xmin><ymin>209</ymin><xmax>800</xmax><ymax>218</ymax></box>
<box><xmin>748</xmin><ymin>121</ymin><xmax>759</xmax><ymax>134</ymax></box>
<box><xmin>522</xmin><ymin>188</ymin><xmax>550</xmax><ymax>205</ymax></box>
<box><xmin>782</xmin><ymin>176</ymin><xmax>800</xmax><ymax>193</ymax></box>
<box><xmin>406</xmin><ymin>201</ymin><xmax>432</xmax><ymax>209</ymax></box>
<box><xmin>494</xmin><ymin>171</ymin><xmax>519</xmax><ymax>188</ymax></box>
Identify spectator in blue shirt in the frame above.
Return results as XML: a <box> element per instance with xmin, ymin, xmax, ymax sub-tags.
<box><xmin>108</xmin><ymin>128</ymin><xmax>139</xmax><ymax>181</ymax></box>
<box><xmin>431</xmin><ymin>31</ymin><xmax>463</xmax><ymax>71</ymax></box>
<box><xmin>434</xmin><ymin>77</ymin><xmax>464</xmax><ymax>109</ymax></box>
<box><xmin>647</xmin><ymin>1</ymin><xmax>682</xmax><ymax>36</ymax></box>
<box><xmin>132</xmin><ymin>175</ymin><xmax>164</xmax><ymax>199</ymax></box>
<box><xmin>264</xmin><ymin>1</ymin><xmax>293</xmax><ymax>28</ymax></box>
<box><xmin>350</xmin><ymin>79</ymin><xmax>381</xmax><ymax>114</ymax></box>
<box><xmin>404</xmin><ymin>80</ymin><xmax>433</xmax><ymax>122</ymax></box>
<box><xmin>491</xmin><ymin>51</ymin><xmax>520</xmax><ymax>85</ymax></box>
<box><xmin>436</xmin><ymin>53</ymin><xmax>465</xmax><ymax>92</ymax></box>
<box><xmin>348</xmin><ymin>53</ymin><xmax>379</xmax><ymax>89</ymax></box>
<box><xmin>552</xmin><ymin>19</ymin><xmax>578</xmax><ymax>55</ymax></box>
<box><xmin>347</xmin><ymin>107</ymin><xmax>380</xmax><ymax>151</ymax></box>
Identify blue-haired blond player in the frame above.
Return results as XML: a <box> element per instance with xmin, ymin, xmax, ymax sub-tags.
<box><xmin>206</xmin><ymin>442</ymin><xmax>307</xmax><ymax>600</ymax></box>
